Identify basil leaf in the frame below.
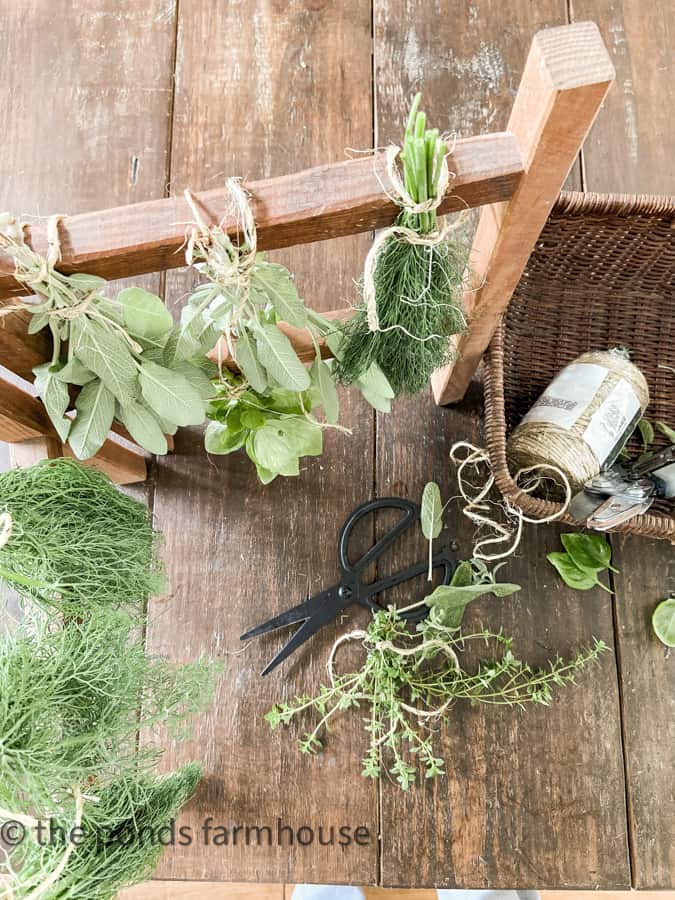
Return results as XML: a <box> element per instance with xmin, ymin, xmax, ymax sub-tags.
<box><xmin>255</xmin><ymin>325</ymin><xmax>311</xmax><ymax>391</ymax></box>
<box><xmin>425</xmin><ymin>579</ymin><xmax>520</xmax><ymax>629</ymax></box>
<box><xmin>254</xmin><ymin>463</ymin><xmax>279</xmax><ymax>485</ymax></box>
<box><xmin>117</xmin><ymin>400</ymin><xmax>168</xmax><ymax>455</ymax></box>
<box><xmin>546</xmin><ymin>552</ymin><xmax>598</xmax><ymax>591</ymax></box>
<box><xmin>252</xmin><ymin>261</ymin><xmax>308</xmax><ymax>328</ymax></box>
<box><xmin>638</xmin><ymin>417</ymin><xmax>654</xmax><ymax>448</ymax></box>
<box><xmin>560</xmin><ymin>533</ymin><xmax>615</xmax><ymax>573</ymax></box>
<box><xmin>252</xmin><ymin>426</ymin><xmax>300</xmax><ymax>476</ymax></box>
<box><xmin>117</xmin><ymin>287</ymin><xmax>174</xmax><ymax>340</ymax></box>
<box><xmin>54</xmin><ymin>357</ymin><xmax>96</xmax><ymax>386</ymax></box>
<box><xmin>70</xmin><ymin>318</ymin><xmax>139</xmax><ymax>404</ymax></box>
<box><xmin>311</xmin><ymin>359</ymin><xmax>339</xmax><ymax>424</ymax></box>
<box><xmin>33</xmin><ymin>364</ymin><xmax>71</xmax><ymax>442</ymax></box>
<box><xmin>68</xmin><ymin>379</ymin><xmax>115</xmax><ymax>459</ymax></box>
<box><xmin>652</xmin><ymin>598</ymin><xmax>675</xmax><ymax>647</ymax></box>
<box><xmin>235</xmin><ymin>328</ymin><xmax>267</xmax><ymax>393</ymax></box>
<box><xmin>278</xmin><ymin>418</ymin><xmax>323</xmax><ymax>457</ymax></box>
<box><xmin>138</xmin><ymin>360</ymin><xmax>205</xmax><ymax>427</ymax></box>
<box><xmin>204</xmin><ymin>421</ymin><xmax>247</xmax><ymax>455</ymax></box>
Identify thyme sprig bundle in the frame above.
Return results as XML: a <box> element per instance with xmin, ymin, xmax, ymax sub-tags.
<box><xmin>185</xmin><ymin>182</ymin><xmax>394</xmax><ymax>482</ymax></box>
<box><xmin>334</xmin><ymin>94</ymin><xmax>469</xmax><ymax>396</ymax></box>
<box><xmin>0</xmin><ymin>214</ymin><xmax>214</xmax><ymax>460</ymax></box>
<box><xmin>267</xmin><ymin>606</ymin><xmax>608</xmax><ymax>789</ymax></box>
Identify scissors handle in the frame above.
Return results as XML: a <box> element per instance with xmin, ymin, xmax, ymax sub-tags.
<box><xmin>361</xmin><ymin>547</ymin><xmax>456</xmax><ymax>622</ymax></box>
<box><xmin>338</xmin><ymin>497</ymin><xmax>418</xmax><ymax>574</ymax></box>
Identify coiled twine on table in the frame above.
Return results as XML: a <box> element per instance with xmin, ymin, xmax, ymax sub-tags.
<box><xmin>507</xmin><ymin>349</ymin><xmax>650</xmax><ymax>491</ymax></box>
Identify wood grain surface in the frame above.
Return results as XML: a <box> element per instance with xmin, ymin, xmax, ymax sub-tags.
<box><xmin>568</xmin><ymin>1</ymin><xmax>675</xmax><ymax>889</ymax></box>
<box><xmin>374</xmin><ymin>0</ymin><xmax>629</xmax><ymax>889</ymax></box>
<box><xmin>0</xmin><ymin>132</ymin><xmax>523</xmax><ymax>301</ymax></box>
<box><xmin>145</xmin><ymin>0</ymin><xmax>379</xmax><ymax>885</ymax></box>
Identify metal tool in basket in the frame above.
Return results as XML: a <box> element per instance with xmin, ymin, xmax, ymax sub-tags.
<box><xmin>241</xmin><ymin>497</ymin><xmax>456</xmax><ymax>676</ymax></box>
<box><xmin>570</xmin><ymin>445</ymin><xmax>675</xmax><ymax>529</ymax></box>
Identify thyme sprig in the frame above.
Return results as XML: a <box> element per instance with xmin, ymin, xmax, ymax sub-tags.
<box><xmin>267</xmin><ymin>607</ymin><xmax>608</xmax><ymax>789</ymax></box>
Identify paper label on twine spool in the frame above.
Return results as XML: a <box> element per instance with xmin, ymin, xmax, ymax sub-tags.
<box><xmin>521</xmin><ymin>363</ymin><xmax>608</xmax><ymax>429</ymax></box>
<box><xmin>583</xmin><ymin>379</ymin><xmax>641</xmax><ymax>466</ymax></box>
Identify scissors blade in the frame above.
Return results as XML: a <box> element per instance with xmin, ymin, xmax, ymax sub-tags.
<box><xmin>261</xmin><ymin>592</ymin><xmax>345</xmax><ymax>676</ymax></box>
<box><xmin>240</xmin><ymin>588</ymin><xmax>337</xmax><ymax>641</ymax></box>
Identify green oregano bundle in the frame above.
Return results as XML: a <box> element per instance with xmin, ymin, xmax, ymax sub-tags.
<box><xmin>333</xmin><ymin>94</ymin><xmax>469</xmax><ymax>396</ymax></box>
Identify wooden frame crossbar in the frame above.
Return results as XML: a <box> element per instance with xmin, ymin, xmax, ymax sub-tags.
<box><xmin>0</xmin><ymin>21</ymin><xmax>615</xmax><ymax>485</ymax></box>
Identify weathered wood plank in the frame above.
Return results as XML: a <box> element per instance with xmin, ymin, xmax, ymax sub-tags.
<box><xmin>375</xmin><ymin>2</ymin><xmax>630</xmax><ymax>888</ymax></box>
<box><xmin>431</xmin><ymin>20</ymin><xmax>615</xmax><ymax>405</ymax></box>
<box><xmin>0</xmin><ymin>0</ymin><xmax>178</xmax><ymax>474</ymax></box>
<box><xmin>0</xmin><ymin>132</ymin><xmax>522</xmax><ymax>301</ymax></box>
<box><xmin>568</xmin><ymin>2</ymin><xmax>675</xmax><ymax>889</ymax></box>
<box><xmin>146</xmin><ymin>0</ymin><xmax>378</xmax><ymax>884</ymax></box>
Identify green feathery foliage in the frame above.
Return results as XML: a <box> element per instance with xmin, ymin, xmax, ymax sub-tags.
<box><xmin>333</xmin><ymin>94</ymin><xmax>468</xmax><ymax>396</ymax></box>
<box><xmin>11</xmin><ymin>766</ymin><xmax>202</xmax><ymax>900</ymax></box>
<box><xmin>267</xmin><ymin>606</ymin><xmax>608</xmax><ymax>789</ymax></box>
<box><xmin>0</xmin><ymin>458</ymin><xmax>164</xmax><ymax>612</ymax></box>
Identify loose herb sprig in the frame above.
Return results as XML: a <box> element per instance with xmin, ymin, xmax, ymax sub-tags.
<box><xmin>267</xmin><ymin>604</ymin><xmax>607</xmax><ymax>789</ymax></box>
<box><xmin>547</xmin><ymin>532</ymin><xmax>617</xmax><ymax>592</ymax></box>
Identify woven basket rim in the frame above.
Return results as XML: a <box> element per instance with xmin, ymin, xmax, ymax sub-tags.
<box><xmin>555</xmin><ymin>189</ymin><xmax>675</xmax><ymax>217</ymax></box>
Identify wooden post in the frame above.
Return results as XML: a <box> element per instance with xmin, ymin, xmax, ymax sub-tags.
<box><xmin>0</xmin><ymin>374</ymin><xmax>147</xmax><ymax>485</ymax></box>
<box><xmin>431</xmin><ymin>21</ymin><xmax>615</xmax><ymax>405</ymax></box>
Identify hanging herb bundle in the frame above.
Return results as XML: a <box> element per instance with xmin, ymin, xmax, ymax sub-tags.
<box><xmin>0</xmin><ymin>458</ymin><xmax>164</xmax><ymax>612</ymax></box>
<box><xmin>333</xmin><ymin>94</ymin><xmax>469</xmax><ymax>396</ymax></box>
<box><xmin>0</xmin><ymin>214</ymin><xmax>214</xmax><ymax>460</ymax></box>
<box><xmin>183</xmin><ymin>182</ymin><xmax>394</xmax><ymax>482</ymax></box>
<box><xmin>0</xmin><ymin>610</ymin><xmax>221</xmax><ymax>899</ymax></box>
<box><xmin>267</xmin><ymin>565</ymin><xmax>607</xmax><ymax>789</ymax></box>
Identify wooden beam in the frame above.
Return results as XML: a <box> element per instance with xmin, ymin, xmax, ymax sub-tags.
<box><xmin>0</xmin><ymin>374</ymin><xmax>147</xmax><ymax>484</ymax></box>
<box><xmin>431</xmin><ymin>21</ymin><xmax>615</xmax><ymax>404</ymax></box>
<box><xmin>0</xmin><ymin>132</ymin><xmax>522</xmax><ymax>301</ymax></box>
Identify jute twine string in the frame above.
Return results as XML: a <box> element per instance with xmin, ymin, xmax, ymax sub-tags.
<box><xmin>450</xmin><ymin>441</ymin><xmax>572</xmax><ymax>561</ymax></box>
<box><xmin>365</xmin><ymin>143</ymin><xmax>468</xmax><ymax>332</ymax></box>
<box><xmin>507</xmin><ymin>350</ymin><xmax>650</xmax><ymax>491</ymax></box>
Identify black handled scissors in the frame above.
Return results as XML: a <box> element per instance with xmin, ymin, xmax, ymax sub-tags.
<box><xmin>241</xmin><ymin>497</ymin><xmax>456</xmax><ymax>676</ymax></box>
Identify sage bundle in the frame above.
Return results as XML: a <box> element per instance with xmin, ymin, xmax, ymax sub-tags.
<box><xmin>334</xmin><ymin>95</ymin><xmax>469</xmax><ymax>396</ymax></box>
<box><xmin>0</xmin><ymin>458</ymin><xmax>164</xmax><ymax>612</ymax></box>
<box><xmin>184</xmin><ymin>181</ymin><xmax>394</xmax><ymax>482</ymax></box>
<box><xmin>0</xmin><ymin>213</ymin><xmax>214</xmax><ymax>460</ymax></box>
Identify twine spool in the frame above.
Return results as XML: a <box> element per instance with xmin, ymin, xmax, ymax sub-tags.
<box><xmin>507</xmin><ymin>349</ymin><xmax>650</xmax><ymax>491</ymax></box>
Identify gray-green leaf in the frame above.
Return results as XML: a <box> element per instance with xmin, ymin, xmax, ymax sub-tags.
<box><xmin>70</xmin><ymin>317</ymin><xmax>139</xmax><ymax>404</ymax></box>
<box><xmin>117</xmin><ymin>400</ymin><xmax>168</xmax><ymax>455</ymax></box>
<box><xmin>54</xmin><ymin>357</ymin><xmax>96</xmax><ymax>386</ymax></box>
<box><xmin>311</xmin><ymin>358</ymin><xmax>339</xmax><ymax>424</ymax></box>
<box><xmin>117</xmin><ymin>287</ymin><xmax>174</xmax><ymax>340</ymax></box>
<box><xmin>252</xmin><ymin>261</ymin><xmax>308</xmax><ymax>328</ymax></box>
<box><xmin>235</xmin><ymin>327</ymin><xmax>267</xmax><ymax>393</ymax></box>
<box><xmin>68</xmin><ymin>379</ymin><xmax>115</xmax><ymax>459</ymax></box>
<box><xmin>425</xmin><ymin>578</ymin><xmax>520</xmax><ymax>629</ymax></box>
<box><xmin>33</xmin><ymin>363</ymin><xmax>71</xmax><ymax>442</ymax></box>
<box><xmin>138</xmin><ymin>360</ymin><xmax>206</xmax><ymax>427</ymax></box>
<box><xmin>656</xmin><ymin>421</ymin><xmax>675</xmax><ymax>443</ymax></box>
<box><xmin>421</xmin><ymin>482</ymin><xmax>443</xmax><ymax>540</ymax></box>
<box><xmin>255</xmin><ymin>325</ymin><xmax>311</xmax><ymax>391</ymax></box>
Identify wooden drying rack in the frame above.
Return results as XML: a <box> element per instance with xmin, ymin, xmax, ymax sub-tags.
<box><xmin>0</xmin><ymin>21</ymin><xmax>615</xmax><ymax>485</ymax></box>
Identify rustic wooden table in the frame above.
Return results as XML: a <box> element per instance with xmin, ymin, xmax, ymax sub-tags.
<box><xmin>2</xmin><ymin>0</ymin><xmax>674</xmax><ymax>891</ymax></box>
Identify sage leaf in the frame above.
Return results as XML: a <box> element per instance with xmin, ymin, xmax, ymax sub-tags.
<box><xmin>255</xmin><ymin>324</ymin><xmax>311</xmax><ymax>391</ymax></box>
<box><xmin>117</xmin><ymin>287</ymin><xmax>173</xmax><ymax>340</ymax></box>
<box><xmin>652</xmin><ymin>597</ymin><xmax>675</xmax><ymax>647</ymax></box>
<box><xmin>546</xmin><ymin>552</ymin><xmax>599</xmax><ymax>591</ymax></box>
<box><xmin>117</xmin><ymin>400</ymin><xmax>168</xmax><ymax>455</ymax></box>
<box><xmin>138</xmin><ymin>360</ymin><xmax>205</xmax><ymax>427</ymax></box>
<box><xmin>54</xmin><ymin>357</ymin><xmax>96</xmax><ymax>386</ymax></box>
<box><xmin>70</xmin><ymin>317</ymin><xmax>139</xmax><ymax>404</ymax></box>
<box><xmin>252</xmin><ymin>261</ymin><xmax>308</xmax><ymax>328</ymax></box>
<box><xmin>173</xmin><ymin>361</ymin><xmax>216</xmax><ymax>403</ymax></box>
<box><xmin>235</xmin><ymin>328</ymin><xmax>267</xmax><ymax>393</ymax></box>
<box><xmin>425</xmin><ymin>577</ymin><xmax>520</xmax><ymax>629</ymax></box>
<box><xmin>68</xmin><ymin>379</ymin><xmax>115</xmax><ymax>459</ymax></box>
<box><xmin>421</xmin><ymin>481</ymin><xmax>443</xmax><ymax>581</ymax></box>
<box><xmin>311</xmin><ymin>358</ymin><xmax>339</xmax><ymax>424</ymax></box>
<box><xmin>560</xmin><ymin>533</ymin><xmax>616</xmax><ymax>573</ymax></box>
<box><xmin>27</xmin><ymin>312</ymin><xmax>50</xmax><ymax>334</ymax></box>
<box><xmin>656</xmin><ymin>421</ymin><xmax>675</xmax><ymax>443</ymax></box>
<box><xmin>33</xmin><ymin>364</ymin><xmax>71</xmax><ymax>442</ymax></box>
<box><xmin>356</xmin><ymin>362</ymin><xmax>395</xmax><ymax>413</ymax></box>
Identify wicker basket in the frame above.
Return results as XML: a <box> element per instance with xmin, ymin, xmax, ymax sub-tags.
<box><xmin>484</xmin><ymin>190</ymin><xmax>675</xmax><ymax>541</ymax></box>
